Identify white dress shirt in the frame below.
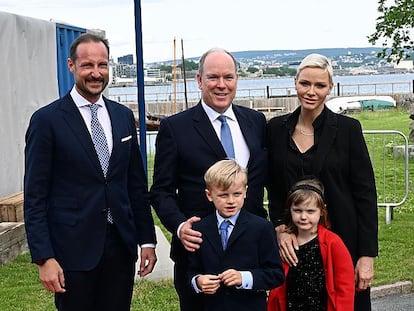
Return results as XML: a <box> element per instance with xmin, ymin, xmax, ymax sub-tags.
<box><xmin>201</xmin><ymin>101</ymin><xmax>250</xmax><ymax>169</ymax></box>
<box><xmin>70</xmin><ymin>87</ymin><xmax>113</xmax><ymax>155</ymax></box>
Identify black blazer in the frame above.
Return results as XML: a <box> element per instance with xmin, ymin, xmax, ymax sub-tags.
<box><xmin>266</xmin><ymin>106</ymin><xmax>378</xmax><ymax>261</ymax></box>
<box><xmin>24</xmin><ymin>93</ymin><xmax>156</xmax><ymax>270</ymax></box>
<box><xmin>188</xmin><ymin>209</ymin><xmax>284</xmax><ymax>311</ymax></box>
<box><xmin>150</xmin><ymin>102</ymin><xmax>268</xmax><ymax>262</ymax></box>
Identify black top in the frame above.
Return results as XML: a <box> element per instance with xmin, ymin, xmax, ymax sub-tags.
<box><xmin>286</xmin><ymin>236</ymin><xmax>327</xmax><ymax>311</ymax></box>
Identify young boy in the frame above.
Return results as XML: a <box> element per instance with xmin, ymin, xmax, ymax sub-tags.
<box><xmin>188</xmin><ymin>159</ymin><xmax>284</xmax><ymax>311</ymax></box>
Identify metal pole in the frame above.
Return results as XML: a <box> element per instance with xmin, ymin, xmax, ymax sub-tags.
<box><xmin>133</xmin><ymin>0</ymin><xmax>147</xmax><ymax>174</ymax></box>
<box><xmin>181</xmin><ymin>38</ymin><xmax>188</xmax><ymax>110</ymax></box>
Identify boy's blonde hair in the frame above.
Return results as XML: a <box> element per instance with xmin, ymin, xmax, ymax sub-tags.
<box><xmin>285</xmin><ymin>178</ymin><xmax>331</xmax><ymax>233</ymax></box>
<box><xmin>204</xmin><ymin>159</ymin><xmax>247</xmax><ymax>190</ymax></box>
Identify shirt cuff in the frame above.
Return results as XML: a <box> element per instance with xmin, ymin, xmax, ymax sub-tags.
<box><xmin>177</xmin><ymin>221</ymin><xmax>186</xmax><ymax>238</ymax></box>
<box><xmin>191</xmin><ymin>275</ymin><xmax>203</xmax><ymax>293</ymax></box>
<box><xmin>236</xmin><ymin>271</ymin><xmax>253</xmax><ymax>289</ymax></box>
<box><xmin>140</xmin><ymin>243</ymin><xmax>156</xmax><ymax>248</ymax></box>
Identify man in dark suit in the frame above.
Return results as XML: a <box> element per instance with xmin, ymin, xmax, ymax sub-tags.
<box><xmin>24</xmin><ymin>33</ymin><xmax>157</xmax><ymax>311</ymax></box>
<box><xmin>187</xmin><ymin>159</ymin><xmax>283</xmax><ymax>311</ymax></box>
<box><xmin>150</xmin><ymin>48</ymin><xmax>268</xmax><ymax>311</ymax></box>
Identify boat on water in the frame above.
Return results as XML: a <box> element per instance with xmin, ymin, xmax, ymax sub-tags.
<box><xmin>326</xmin><ymin>95</ymin><xmax>396</xmax><ymax>114</ymax></box>
<box><xmin>134</xmin><ymin>113</ymin><xmax>165</xmax><ymax>131</ymax></box>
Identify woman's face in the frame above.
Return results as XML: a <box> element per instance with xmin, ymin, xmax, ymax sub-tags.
<box><xmin>295</xmin><ymin>67</ymin><xmax>333</xmax><ymax>113</ymax></box>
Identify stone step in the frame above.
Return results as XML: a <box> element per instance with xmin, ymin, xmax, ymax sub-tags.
<box><xmin>0</xmin><ymin>192</ymin><xmax>24</xmax><ymax>222</ymax></box>
<box><xmin>0</xmin><ymin>222</ymin><xmax>28</xmax><ymax>264</ymax></box>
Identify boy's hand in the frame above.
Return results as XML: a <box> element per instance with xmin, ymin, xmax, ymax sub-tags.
<box><xmin>219</xmin><ymin>269</ymin><xmax>242</xmax><ymax>287</ymax></box>
<box><xmin>197</xmin><ymin>274</ymin><xmax>221</xmax><ymax>294</ymax></box>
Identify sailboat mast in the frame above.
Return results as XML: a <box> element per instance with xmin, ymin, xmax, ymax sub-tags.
<box><xmin>181</xmin><ymin>38</ymin><xmax>188</xmax><ymax>110</ymax></box>
<box><xmin>173</xmin><ymin>37</ymin><xmax>177</xmax><ymax>114</ymax></box>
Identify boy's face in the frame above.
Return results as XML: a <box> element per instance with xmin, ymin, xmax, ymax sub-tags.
<box><xmin>205</xmin><ymin>175</ymin><xmax>247</xmax><ymax>218</ymax></box>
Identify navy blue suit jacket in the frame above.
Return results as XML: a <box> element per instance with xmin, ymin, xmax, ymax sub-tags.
<box><xmin>150</xmin><ymin>102</ymin><xmax>268</xmax><ymax>262</ymax></box>
<box><xmin>188</xmin><ymin>209</ymin><xmax>284</xmax><ymax>311</ymax></box>
<box><xmin>24</xmin><ymin>93</ymin><xmax>156</xmax><ymax>271</ymax></box>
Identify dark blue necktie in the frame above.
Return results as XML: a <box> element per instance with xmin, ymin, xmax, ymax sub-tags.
<box><xmin>220</xmin><ymin>220</ymin><xmax>231</xmax><ymax>250</ymax></box>
<box><xmin>89</xmin><ymin>103</ymin><xmax>113</xmax><ymax>223</ymax></box>
<box><xmin>217</xmin><ymin>115</ymin><xmax>235</xmax><ymax>159</ymax></box>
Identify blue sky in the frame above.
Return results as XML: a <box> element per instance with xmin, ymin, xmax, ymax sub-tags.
<box><xmin>0</xmin><ymin>0</ymin><xmax>381</xmax><ymax>62</ymax></box>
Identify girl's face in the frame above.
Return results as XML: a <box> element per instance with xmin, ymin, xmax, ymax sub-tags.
<box><xmin>290</xmin><ymin>196</ymin><xmax>321</xmax><ymax>234</ymax></box>
<box><xmin>295</xmin><ymin>67</ymin><xmax>333</xmax><ymax>114</ymax></box>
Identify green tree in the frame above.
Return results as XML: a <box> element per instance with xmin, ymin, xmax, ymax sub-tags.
<box><xmin>368</xmin><ymin>0</ymin><xmax>414</xmax><ymax>63</ymax></box>
<box><xmin>247</xmin><ymin>66</ymin><xmax>259</xmax><ymax>73</ymax></box>
<box><xmin>178</xmin><ymin>60</ymin><xmax>198</xmax><ymax>71</ymax></box>
<box><xmin>158</xmin><ymin>65</ymin><xmax>173</xmax><ymax>73</ymax></box>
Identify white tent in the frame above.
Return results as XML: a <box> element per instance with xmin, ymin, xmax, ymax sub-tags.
<box><xmin>0</xmin><ymin>12</ymin><xmax>59</xmax><ymax>197</ymax></box>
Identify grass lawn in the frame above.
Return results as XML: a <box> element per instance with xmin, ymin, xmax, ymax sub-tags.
<box><xmin>0</xmin><ymin>109</ymin><xmax>413</xmax><ymax>310</ymax></box>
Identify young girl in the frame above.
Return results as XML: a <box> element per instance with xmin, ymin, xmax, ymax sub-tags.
<box><xmin>267</xmin><ymin>178</ymin><xmax>355</xmax><ymax>311</ymax></box>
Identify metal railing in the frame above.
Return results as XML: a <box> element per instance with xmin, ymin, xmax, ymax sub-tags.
<box><xmin>363</xmin><ymin>130</ymin><xmax>409</xmax><ymax>224</ymax></box>
<box><xmin>145</xmin><ymin>130</ymin><xmax>410</xmax><ymax>224</ymax></box>
<box><xmin>109</xmin><ymin>80</ymin><xmax>414</xmax><ymax>104</ymax></box>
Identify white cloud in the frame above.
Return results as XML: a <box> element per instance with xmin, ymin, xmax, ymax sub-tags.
<box><xmin>0</xmin><ymin>0</ymin><xmax>381</xmax><ymax>62</ymax></box>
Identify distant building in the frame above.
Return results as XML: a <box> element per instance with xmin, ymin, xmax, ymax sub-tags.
<box><xmin>394</xmin><ymin>60</ymin><xmax>413</xmax><ymax>70</ymax></box>
<box><xmin>145</xmin><ymin>68</ymin><xmax>161</xmax><ymax>78</ymax></box>
<box><xmin>118</xmin><ymin>54</ymin><xmax>134</xmax><ymax>65</ymax></box>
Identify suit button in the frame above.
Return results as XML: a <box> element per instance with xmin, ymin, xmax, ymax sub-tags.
<box><xmin>102</xmin><ymin>208</ymin><xmax>107</xmax><ymax>213</ymax></box>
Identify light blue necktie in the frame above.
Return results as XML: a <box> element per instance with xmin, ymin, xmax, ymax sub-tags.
<box><xmin>219</xmin><ymin>220</ymin><xmax>231</xmax><ymax>250</ymax></box>
<box><xmin>217</xmin><ymin>115</ymin><xmax>235</xmax><ymax>159</ymax></box>
<box><xmin>89</xmin><ymin>103</ymin><xmax>113</xmax><ymax>223</ymax></box>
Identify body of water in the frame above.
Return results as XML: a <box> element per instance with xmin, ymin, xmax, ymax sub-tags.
<box><xmin>108</xmin><ymin>73</ymin><xmax>414</xmax><ymax>103</ymax></box>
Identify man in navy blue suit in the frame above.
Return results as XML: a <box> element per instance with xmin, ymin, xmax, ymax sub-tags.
<box><xmin>150</xmin><ymin>48</ymin><xmax>268</xmax><ymax>311</ymax></box>
<box><xmin>24</xmin><ymin>33</ymin><xmax>157</xmax><ymax>311</ymax></box>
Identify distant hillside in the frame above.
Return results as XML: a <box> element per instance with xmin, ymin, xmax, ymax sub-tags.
<box><xmin>152</xmin><ymin>47</ymin><xmax>386</xmax><ymax>68</ymax></box>
<box><xmin>184</xmin><ymin>47</ymin><xmax>384</xmax><ymax>65</ymax></box>
<box><xmin>232</xmin><ymin>47</ymin><xmax>382</xmax><ymax>59</ymax></box>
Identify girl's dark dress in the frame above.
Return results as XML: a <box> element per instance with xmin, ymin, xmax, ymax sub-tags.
<box><xmin>285</xmin><ymin>236</ymin><xmax>327</xmax><ymax>311</ymax></box>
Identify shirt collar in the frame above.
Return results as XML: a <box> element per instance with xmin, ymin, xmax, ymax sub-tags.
<box><xmin>70</xmin><ymin>86</ymin><xmax>105</xmax><ymax>109</ymax></box>
<box><xmin>201</xmin><ymin>100</ymin><xmax>236</xmax><ymax>122</ymax></box>
<box><xmin>216</xmin><ymin>210</ymin><xmax>240</xmax><ymax>227</ymax></box>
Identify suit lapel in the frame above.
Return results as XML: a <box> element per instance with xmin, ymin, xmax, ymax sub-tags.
<box><xmin>312</xmin><ymin>109</ymin><xmax>338</xmax><ymax>176</ymax></box>
<box><xmin>192</xmin><ymin>103</ymin><xmax>226</xmax><ymax>158</ymax></box>
<box><xmin>233</xmin><ymin>105</ymin><xmax>254</xmax><ymax>151</ymax></box>
<box><xmin>202</xmin><ymin>215</ymin><xmax>224</xmax><ymax>256</ymax></box>
<box><xmin>226</xmin><ymin>209</ymin><xmax>248</xmax><ymax>250</ymax></box>
<box><xmin>59</xmin><ymin>94</ymin><xmax>103</xmax><ymax>176</ymax></box>
<box><xmin>104</xmin><ymin>98</ymin><xmax>122</xmax><ymax>177</ymax></box>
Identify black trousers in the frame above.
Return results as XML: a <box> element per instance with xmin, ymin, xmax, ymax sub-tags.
<box><xmin>55</xmin><ymin>224</ymin><xmax>136</xmax><ymax>311</ymax></box>
<box><xmin>355</xmin><ymin>287</ymin><xmax>372</xmax><ymax>311</ymax></box>
<box><xmin>174</xmin><ymin>261</ymin><xmax>204</xmax><ymax>311</ymax></box>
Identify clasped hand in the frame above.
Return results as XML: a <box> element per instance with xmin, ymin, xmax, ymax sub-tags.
<box><xmin>197</xmin><ymin>269</ymin><xmax>242</xmax><ymax>294</ymax></box>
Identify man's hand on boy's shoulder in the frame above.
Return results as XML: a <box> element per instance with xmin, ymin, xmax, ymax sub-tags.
<box><xmin>178</xmin><ymin>216</ymin><xmax>202</xmax><ymax>252</ymax></box>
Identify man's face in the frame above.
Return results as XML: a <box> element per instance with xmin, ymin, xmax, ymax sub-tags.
<box><xmin>196</xmin><ymin>51</ymin><xmax>238</xmax><ymax>113</ymax></box>
<box><xmin>68</xmin><ymin>41</ymin><xmax>109</xmax><ymax>103</ymax></box>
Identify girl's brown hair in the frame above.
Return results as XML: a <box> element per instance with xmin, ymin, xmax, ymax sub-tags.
<box><xmin>285</xmin><ymin>178</ymin><xmax>330</xmax><ymax>233</ymax></box>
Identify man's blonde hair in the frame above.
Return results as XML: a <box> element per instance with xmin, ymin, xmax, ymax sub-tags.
<box><xmin>204</xmin><ymin>159</ymin><xmax>247</xmax><ymax>190</ymax></box>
